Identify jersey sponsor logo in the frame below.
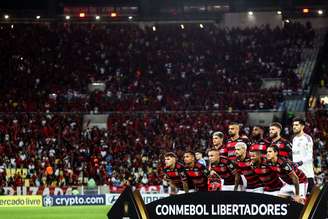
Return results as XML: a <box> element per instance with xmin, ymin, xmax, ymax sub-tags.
<box><xmin>284</xmin><ymin>164</ymin><xmax>291</xmax><ymax>171</ymax></box>
<box><xmin>166</xmin><ymin>171</ymin><xmax>179</xmax><ymax>177</ymax></box>
<box><xmin>186</xmin><ymin>170</ymin><xmax>200</xmax><ymax>177</ymax></box>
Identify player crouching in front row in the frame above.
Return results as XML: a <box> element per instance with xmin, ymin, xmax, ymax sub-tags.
<box><xmin>207</xmin><ymin>149</ymin><xmax>237</xmax><ymax>191</ymax></box>
<box><xmin>266</xmin><ymin>145</ymin><xmax>308</xmax><ymax>204</ymax></box>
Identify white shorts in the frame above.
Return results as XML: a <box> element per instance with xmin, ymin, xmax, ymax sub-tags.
<box><xmin>264</xmin><ymin>190</ymin><xmax>280</xmax><ymax>196</ymax></box>
<box><xmin>240</xmin><ymin>175</ymin><xmax>247</xmax><ymax>191</ymax></box>
<box><xmin>246</xmin><ymin>187</ymin><xmax>264</xmax><ymax>193</ymax></box>
<box><xmin>221</xmin><ymin>185</ymin><xmax>235</xmax><ymax>191</ymax></box>
<box><xmin>279</xmin><ymin>183</ymin><xmax>308</xmax><ymax>197</ymax></box>
<box><xmin>231</xmin><ymin>176</ymin><xmax>247</xmax><ymax>191</ymax></box>
<box><xmin>175</xmin><ymin>188</ymin><xmax>196</xmax><ymax>194</ymax></box>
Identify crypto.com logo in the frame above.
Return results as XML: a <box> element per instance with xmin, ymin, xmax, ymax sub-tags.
<box><xmin>43</xmin><ymin>196</ymin><xmax>54</xmax><ymax>207</ymax></box>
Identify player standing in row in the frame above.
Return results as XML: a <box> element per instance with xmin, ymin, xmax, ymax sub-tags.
<box><xmin>269</xmin><ymin>122</ymin><xmax>293</xmax><ymax>160</ymax></box>
<box><xmin>226</xmin><ymin>123</ymin><xmax>249</xmax><ymax>163</ymax></box>
<box><xmin>250</xmin><ymin>125</ymin><xmax>269</xmax><ymax>157</ymax></box>
<box><xmin>234</xmin><ymin>142</ymin><xmax>264</xmax><ymax>193</ymax></box>
<box><xmin>212</xmin><ymin>131</ymin><xmax>227</xmax><ymax>156</ymax></box>
<box><xmin>195</xmin><ymin>150</ymin><xmax>207</xmax><ymax>167</ymax></box>
<box><xmin>292</xmin><ymin>118</ymin><xmax>315</xmax><ymax>195</ymax></box>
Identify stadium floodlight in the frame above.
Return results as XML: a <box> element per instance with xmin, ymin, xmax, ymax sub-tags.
<box><xmin>65</xmin><ymin>15</ymin><xmax>70</xmax><ymax>20</ymax></box>
<box><xmin>303</xmin><ymin>8</ymin><xmax>309</xmax><ymax>13</ymax></box>
<box><xmin>128</xmin><ymin>16</ymin><xmax>133</xmax><ymax>20</ymax></box>
<box><xmin>180</xmin><ymin>24</ymin><xmax>184</xmax><ymax>29</ymax></box>
<box><xmin>152</xmin><ymin>26</ymin><xmax>156</xmax><ymax>31</ymax></box>
<box><xmin>95</xmin><ymin>15</ymin><xmax>100</xmax><ymax>20</ymax></box>
<box><xmin>277</xmin><ymin>11</ymin><xmax>282</xmax><ymax>15</ymax></box>
<box><xmin>248</xmin><ymin>11</ymin><xmax>253</xmax><ymax>16</ymax></box>
<box><xmin>199</xmin><ymin>24</ymin><xmax>204</xmax><ymax>29</ymax></box>
<box><xmin>318</xmin><ymin>10</ymin><xmax>323</xmax><ymax>15</ymax></box>
<box><xmin>4</xmin><ymin>14</ymin><xmax>9</xmax><ymax>19</ymax></box>
<box><xmin>36</xmin><ymin>15</ymin><xmax>41</xmax><ymax>19</ymax></box>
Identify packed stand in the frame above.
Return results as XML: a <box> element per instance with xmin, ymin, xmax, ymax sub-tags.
<box><xmin>0</xmin><ymin>22</ymin><xmax>315</xmax><ymax>112</ymax></box>
<box><xmin>0</xmin><ymin>110</ymin><xmax>327</xmax><ymax>189</ymax></box>
<box><xmin>0</xmin><ymin>112</ymin><xmax>247</xmax><ymax>188</ymax></box>
<box><xmin>304</xmin><ymin>110</ymin><xmax>328</xmax><ymax>183</ymax></box>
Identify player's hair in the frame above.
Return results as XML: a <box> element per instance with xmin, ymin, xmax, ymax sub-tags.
<box><xmin>207</xmin><ymin>148</ymin><xmax>220</xmax><ymax>154</ymax></box>
<box><xmin>253</xmin><ymin>125</ymin><xmax>264</xmax><ymax>130</ymax></box>
<box><xmin>235</xmin><ymin>142</ymin><xmax>247</xmax><ymax>150</ymax></box>
<box><xmin>293</xmin><ymin>117</ymin><xmax>305</xmax><ymax>126</ymax></box>
<box><xmin>184</xmin><ymin>151</ymin><xmax>195</xmax><ymax>157</ymax></box>
<box><xmin>270</xmin><ymin>122</ymin><xmax>282</xmax><ymax>130</ymax></box>
<box><xmin>212</xmin><ymin>131</ymin><xmax>224</xmax><ymax>138</ymax></box>
<box><xmin>164</xmin><ymin>152</ymin><xmax>177</xmax><ymax>159</ymax></box>
<box><xmin>267</xmin><ymin>145</ymin><xmax>279</xmax><ymax>153</ymax></box>
<box><xmin>229</xmin><ymin>122</ymin><xmax>240</xmax><ymax>127</ymax></box>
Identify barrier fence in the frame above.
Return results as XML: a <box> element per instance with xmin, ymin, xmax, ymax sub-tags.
<box><xmin>0</xmin><ymin>193</ymin><xmax>169</xmax><ymax>207</ymax></box>
<box><xmin>0</xmin><ymin>196</ymin><xmax>43</xmax><ymax>208</ymax></box>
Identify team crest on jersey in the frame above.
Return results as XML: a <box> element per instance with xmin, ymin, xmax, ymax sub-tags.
<box><xmin>284</xmin><ymin>165</ymin><xmax>291</xmax><ymax>171</ymax></box>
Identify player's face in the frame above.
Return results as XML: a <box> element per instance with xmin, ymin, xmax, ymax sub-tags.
<box><xmin>293</xmin><ymin>121</ymin><xmax>303</xmax><ymax>135</ymax></box>
<box><xmin>195</xmin><ymin>152</ymin><xmax>202</xmax><ymax>160</ymax></box>
<box><xmin>250</xmin><ymin>151</ymin><xmax>260</xmax><ymax>163</ymax></box>
<box><xmin>252</xmin><ymin>127</ymin><xmax>261</xmax><ymax>138</ymax></box>
<box><xmin>212</xmin><ymin>136</ymin><xmax>223</xmax><ymax>146</ymax></box>
<box><xmin>269</xmin><ymin>126</ymin><xmax>279</xmax><ymax>138</ymax></box>
<box><xmin>266</xmin><ymin>148</ymin><xmax>276</xmax><ymax>161</ymax></box>
<box><xmin>228</xmin><ymin>125</ymin><xmax>239</xmax><ymax>137</ymax></box>
<box><xmin>183</xmin><ymin>153</ymin><xmax>195</xmax><ymax>165</ymax></box>
<box><xmin>208</xmin><ymin>151</ymin><xmax>220</xmax><ymax>163</ymax></box>
<box><xmin>235</xmin><ymin>146</ymin><xmax>245</xmax><ymax>158</ymax></box>
<box><xmin>164</xmin><ymin>156</ymin><xmax>175</xmax><ymax>167</ymax></box>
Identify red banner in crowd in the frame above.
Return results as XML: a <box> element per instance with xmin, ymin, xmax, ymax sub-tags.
<box><xmin>3</xmin><ymin>186</ymin><xmax>72</xmax><ymax>195</ymax></box>
<box><xmin>109</xmin><ymin>185</ymin><xmax>162</xmax><ymax>193</ymax></box>
<box><xmin>3</xmin><ymin>185</ymin><xmax>163</xmax><ymax>195</ymax></box>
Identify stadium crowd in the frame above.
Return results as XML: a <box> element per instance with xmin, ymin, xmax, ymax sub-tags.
<box><xmin>0</xmin><ymin>22</ymin><xmax>314</xmax><ymax>112</ymax></box>
<box><xmin>0</xmin><ymin>111</ymin><xmax>327</xmax><ymax>190</ymax></box>
<box><xmin>0</xmin><ymin>21</ymin><xmax>327</xmax><ymax>194</ymax></box>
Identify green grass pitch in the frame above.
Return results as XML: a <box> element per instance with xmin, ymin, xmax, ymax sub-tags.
<box><xmin>0</xmin><ymin>206</ymin><xmax>112</xmax><ymax>219</ymax></box>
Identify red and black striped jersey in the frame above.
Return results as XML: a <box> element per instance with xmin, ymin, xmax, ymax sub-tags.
<box><xmin>270</xmin><ymin>138</ymin><xmax>292</xmax><ymax>160</ymax></box>
<box><xmin>184</xmin><ymin>162</ymin><xmax>209</xmax><ymax>191</ymax></box>
<box><xmin>251</xmin><ymin>159</ymin><xmax>283</xmax><ymax>192</ymax></box>
<box><xmin>267</xmin><ymin>158</ymin><xmax>307</xmax><ymax>184</ymax></box>
<box><xmin>162</xmin><ymin>162</ymin><xmax>188</xmax><ymax>189</ymax></box>
<box><xmin>218</xmin><ymin>145</ymin><xmax>228</xmax><ymax>157</ymax></box>
<box><xmin>210</xmin><ymin>156</ymin><xmax>236</xmax><ymax>185</ymax></box>
<box><xmin>207</xmin><ymin>175</ymin><xmax>222</xmax><ymax>191</ymax></box>
<box><xmin>235</xmin><ymin>156</ymin><xmax>263</xmax><ymax>189</ymax></box>
<box><xmin>250</xmin><ymin>139</ymin><xmax>269</xmax><ymax>158</ymax></box>
<box><xmin>226</xmin><ymin>137</ymin><xmax>249</xmax><ymax>162</ymax></box>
